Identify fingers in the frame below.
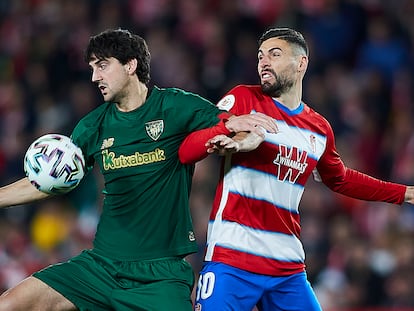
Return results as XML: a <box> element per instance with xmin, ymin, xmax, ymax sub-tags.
<box><xmin>247</xmin><ymin>112</ymin><xmax>278</xmax><ymax>133</ymax></box>
<box><xmin>206</xmin><ymin>135</ymin><xmax>235</xmax><ymax>150</ymax></box>
<box><xmin>225</xmin><ymin>113</ymin><xmax>278</xmax><ymax>134</ymax></box>
<box><xmin>206</xmin><ymin>135</ymin><xmax>240</xmax><ymax>154</ymax></box>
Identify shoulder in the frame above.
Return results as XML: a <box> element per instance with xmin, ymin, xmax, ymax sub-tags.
<box><xmin>228</xmin><ymin>84</ymin><xmax>263</xmax><ymax>97</ymax></box>
<box><xmin>77</xmin><ymin>103</ymin><xmax>111</xmax><ymax>126</ymax></box>
<box><xmin>71</xmin><ymin>103</ymin><xmax>111</xmax><ymax>139</ymax></box>
<box><xmin>152</xmin><ymin>86</ymin><xmax>213</xmax><ymax>104</ymax></box>
<box><xmin>217</xmin><ymin>84</ymin><xmax>264</xmax><ymax>111</ymax></box>
<box><xmin>302</xmin><ymin>102</ymin><xmax>333</xmax><ymax>134</ymax></box>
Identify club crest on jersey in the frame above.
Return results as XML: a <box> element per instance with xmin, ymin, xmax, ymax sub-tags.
<box><xmin>145</xmin><ymin>120</ymin><xmax>164</xmax><ymax>141</ymax></box>
<box><xmin>310</xmin><ymin>134</ymin><xmax>316</xmax><ymax>153</ymax></box>
<box><xmin>217</xmin><ymin>94</ymin><xmax>235</xmax><ymax>111</ymax></box>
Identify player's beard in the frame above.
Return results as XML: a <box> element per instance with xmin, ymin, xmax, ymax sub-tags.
<box><xmin>261</xmin><ymin>69</ymin><xmax>294</xmax><ymax>98</ymax></box>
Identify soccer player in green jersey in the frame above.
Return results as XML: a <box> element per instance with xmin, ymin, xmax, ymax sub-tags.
<box><xmin>0</xmin><ymin>29</ymin><xmax>277</xmax><ymax>311</ymax></box>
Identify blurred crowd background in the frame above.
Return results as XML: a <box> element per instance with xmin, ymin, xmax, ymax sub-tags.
<box><xmin>1</xmin><ymin>0</ymin><xmax>414</xmax><ymax>310</ymax></box>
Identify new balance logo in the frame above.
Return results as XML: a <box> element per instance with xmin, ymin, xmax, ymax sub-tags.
<box><xmin>101</xmin><ymin>138</ymin><xmax>114</xmax><ymax>150</ymax></box>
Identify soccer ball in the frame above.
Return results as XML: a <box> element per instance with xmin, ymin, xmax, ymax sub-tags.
<box><xmin>24</xmin><ymin>134</ymin><xmax>86</xmax><ymax>195</ymax></box>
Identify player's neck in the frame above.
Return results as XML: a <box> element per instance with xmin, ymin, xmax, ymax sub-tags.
<box><xmin>116</xmin><ymin>80</ymin><xmax>148</xmax><ymax>112</ymax></box>
<box><xmin>274</xmin><ymin>89</ymin><xmax>302</xmax><ymax>111</ymax></box>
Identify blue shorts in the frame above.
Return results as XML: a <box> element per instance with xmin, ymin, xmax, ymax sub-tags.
<box><xmin>194</xmin><ymin>262</ymin><xmax>322</xmax><ymax>311</ymax></box>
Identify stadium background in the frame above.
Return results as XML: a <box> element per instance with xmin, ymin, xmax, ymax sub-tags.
<box><xmin>1</xmin><ymin>0</ymin><xmax>414</xmax><ymax>309</ymax></box>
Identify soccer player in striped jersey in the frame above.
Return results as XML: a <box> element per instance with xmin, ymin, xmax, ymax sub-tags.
<box><xmin>179</xmin><ymin>27</ymin><xmax>414</xmax><ymax>310</ymax></box>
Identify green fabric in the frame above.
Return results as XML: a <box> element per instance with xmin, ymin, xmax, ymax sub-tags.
<box><xmin>70</xmin><ymin>86</ymin><xmax>222</xmax><ymax>261</ymax></box>
<box><xmin>33</xmin><ymin>250</ymin><xmax>194</xmax><ymax>311</ymax></box>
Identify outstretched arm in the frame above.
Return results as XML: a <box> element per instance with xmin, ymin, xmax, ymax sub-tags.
<box><xmin>320</xmin><ymin>167</ymin><xmax>406</xmax><ymax>204</ymax></box>
<box><xmin>0</xmin><ymin>177</ymin><xmax>50</xmax><ymax>208</ymax></box>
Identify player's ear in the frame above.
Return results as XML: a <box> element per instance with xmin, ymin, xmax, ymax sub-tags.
<box><xmin>126</xmin><ymin>58</ymin><xmax>138</xmax><ymax>75</ymax></box>
<box><xmin>298</xmin><ymin>55</ymin><xmax>308</xmax><ymax>73</ymax></box>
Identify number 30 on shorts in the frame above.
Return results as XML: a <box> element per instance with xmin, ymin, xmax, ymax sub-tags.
<box><xmin>196</xmin><ymin>272</ymin><xmax>215</xmax><ymax>300</ymax></box>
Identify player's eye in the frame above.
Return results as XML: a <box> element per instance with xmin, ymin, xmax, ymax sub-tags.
<box><xmin>271</xmin><ymin>51</ymin><xmax>280</xmax><ymax>57</ymax></box>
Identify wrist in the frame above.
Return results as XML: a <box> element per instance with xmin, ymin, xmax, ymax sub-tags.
<box><xmin>222</xmin><ymin>119</ymin><xmax>234</xmax><ymax>136</ymax></box>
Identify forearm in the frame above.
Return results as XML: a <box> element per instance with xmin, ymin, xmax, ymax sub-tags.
<box><xmin>179</xmin><ymin>118</ymin><xmax>231</xmax><ymax>164</ymax></box>
<box><xmin>322</xmin><ymin>168</ymin><xmax>406</xmax><ymax>205</ymax></box>
<box><xmin>0</xmin><ymin>177</ymin><xmax>50</xmax><ymax>208</ymax></box>
<box><xmin>179</xmin><ymin>112</ymin><xmax>276</xmax><ymax>164</ymax></box>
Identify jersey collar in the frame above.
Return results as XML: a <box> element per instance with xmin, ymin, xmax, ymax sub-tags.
<box><xmin>272</xmin><ymin>99</ymin><xmax>304</xmax><ymax>116</ymax></box>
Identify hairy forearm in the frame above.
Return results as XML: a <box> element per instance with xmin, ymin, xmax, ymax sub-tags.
<box><xmin>0</xmin><ymin>177</ymin><xmax>50</xmax><ymax>208</ymax></box>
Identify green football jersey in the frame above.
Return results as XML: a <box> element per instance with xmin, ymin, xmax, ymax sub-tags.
<box><xmin>71</xmin><ymin>86</ymin><xmax>223</xmax><ymax>261</ymax></box>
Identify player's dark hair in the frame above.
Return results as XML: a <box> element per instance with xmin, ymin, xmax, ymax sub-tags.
<box><xmin>259</xmin><ymin>28</ymin><xmax>309</xmax><ymax>56</ymax></box>
<box><xmin>85</xmin><ymin>28</ymin><xmax>151</xmax><ymax>85</ymax></box>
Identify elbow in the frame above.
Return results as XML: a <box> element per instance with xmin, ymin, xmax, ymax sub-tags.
<box><xmin>178</xmin><ymin>151</ymin><xmax>192</xmax><ymax>164</ymax></box>
<box><xmin>178</xmin><ymin>148</ymin><xmax>205</xmax><ymax>164</ymax></box>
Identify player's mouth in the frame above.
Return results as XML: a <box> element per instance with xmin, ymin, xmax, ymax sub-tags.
<box><xmin>260</xmin><ymin>70</ymin><xmax>274</xmax><ymax>82</ymax></box>
<box><xmin>99</xmin><ymin>84</ymin><xmax>108</xmax><ymax>95</ymax></box>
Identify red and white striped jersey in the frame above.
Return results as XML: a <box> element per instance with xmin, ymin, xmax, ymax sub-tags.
<box><xmin>204</xmin><ymin>84</ymin><xmax>406</xmax><ymax>276</ymax></box>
